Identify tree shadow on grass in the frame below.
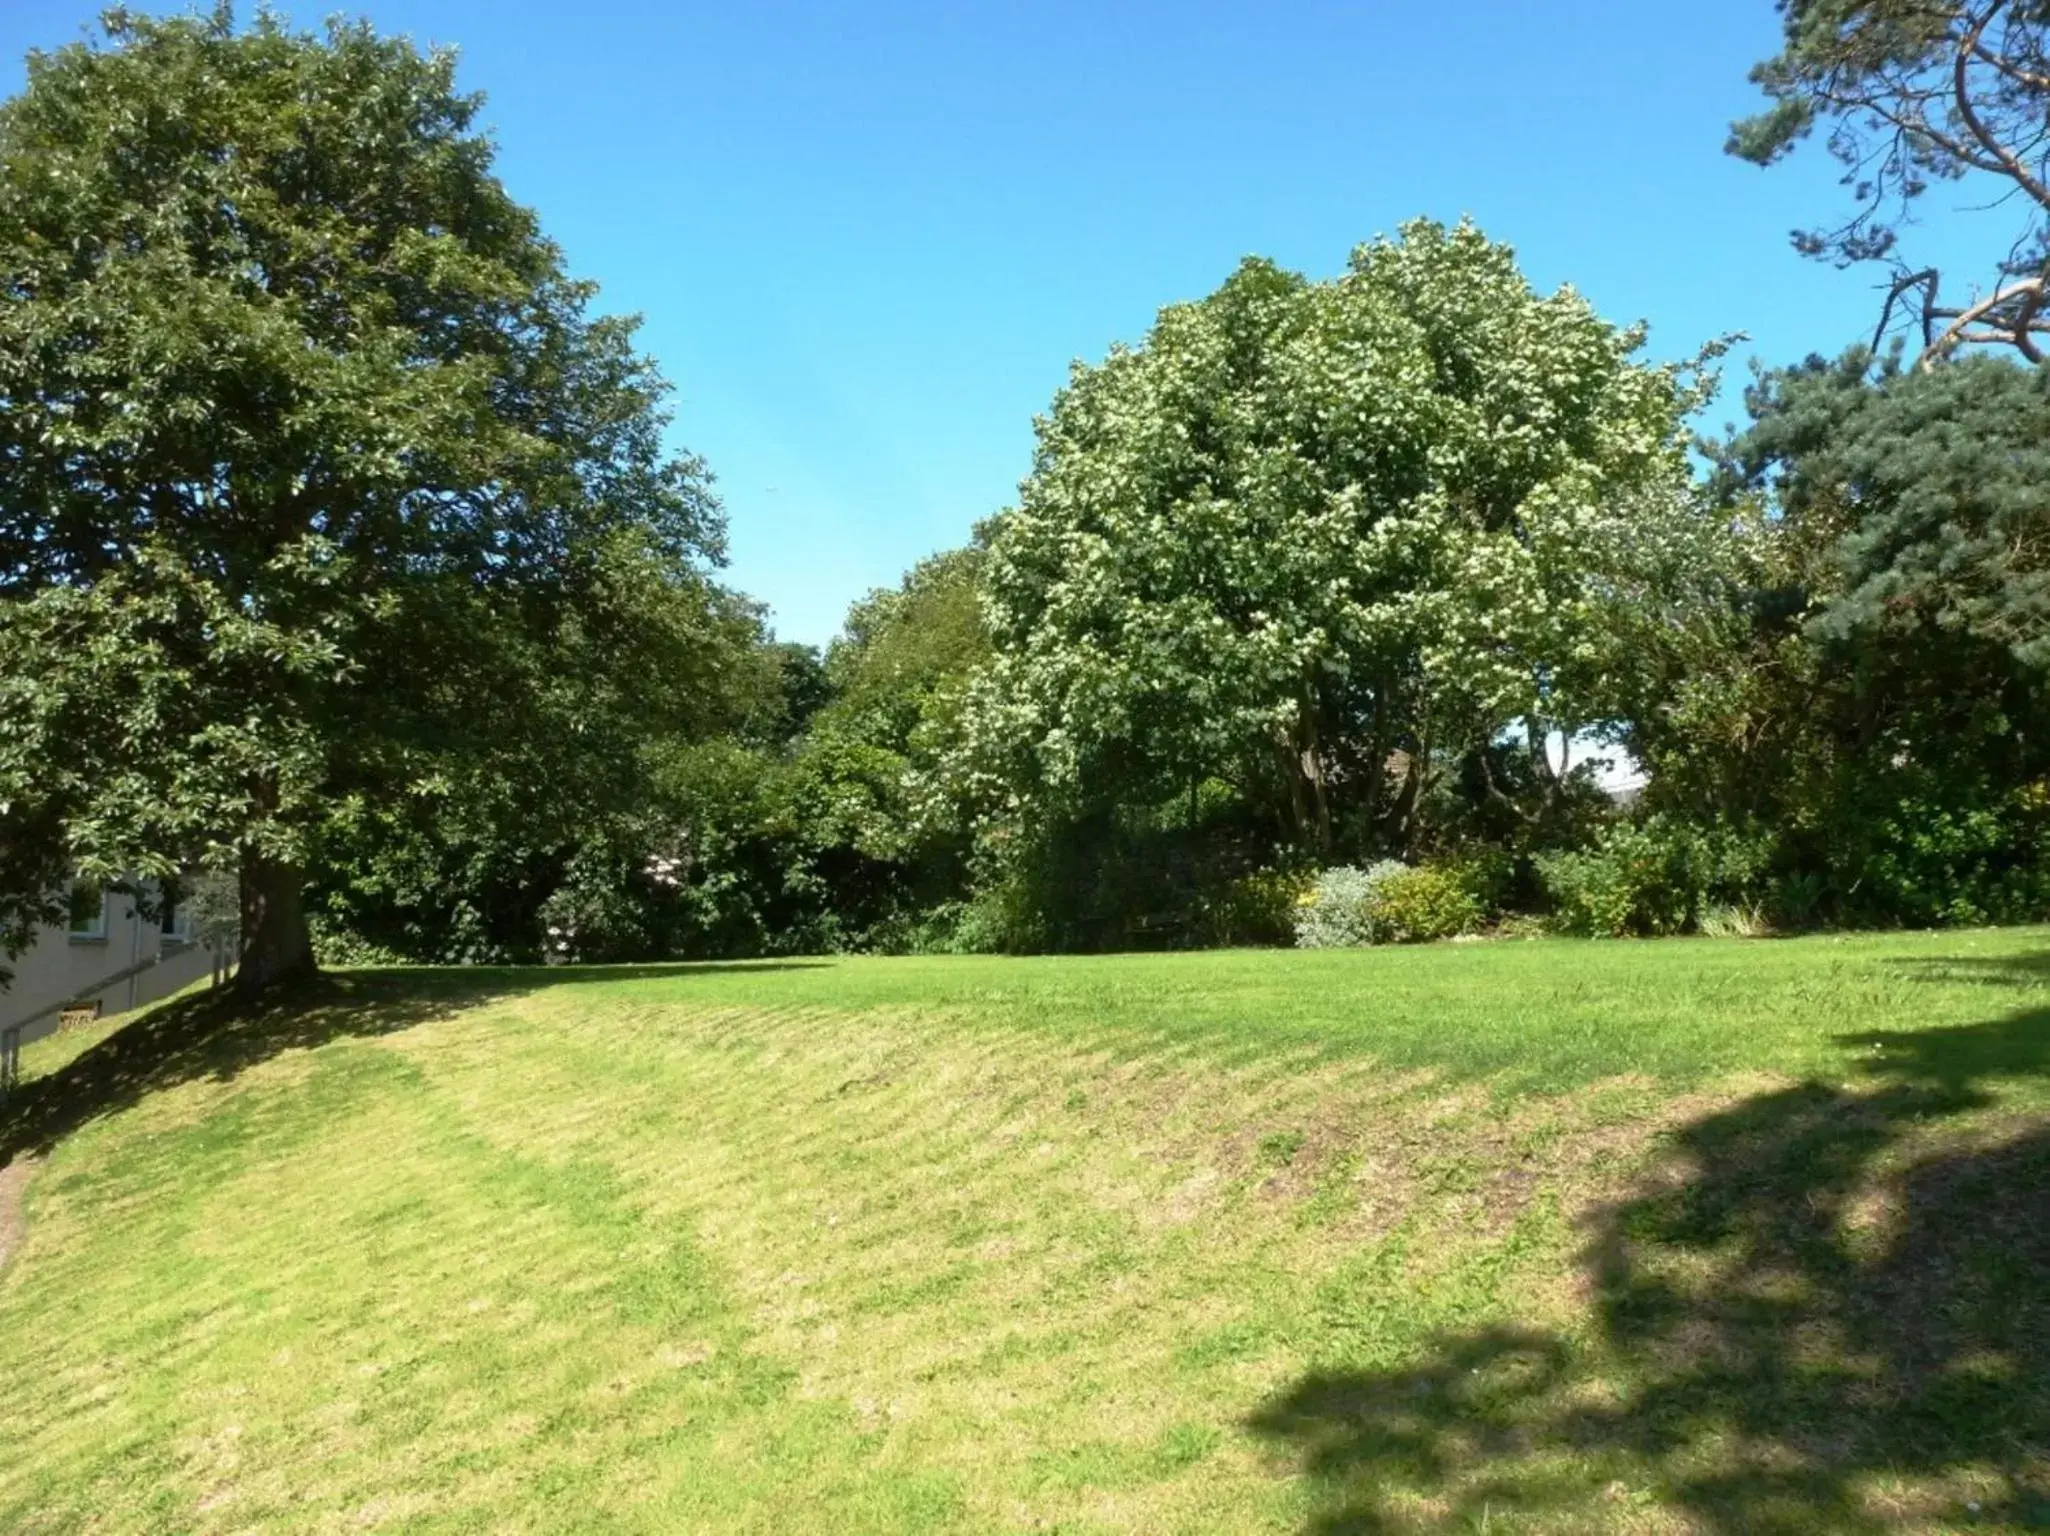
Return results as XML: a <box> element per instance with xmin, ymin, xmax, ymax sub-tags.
<box><xmin>1884</xmin><ymin>947</ymin><xmax>2050</xmax><ymax>992</ymax></box>
<box><xmin>1250</xmin><ymin>1000</ymin><xmax>2050</xmax><ymax>1532</ymax></box>
<box><xmin>0</xmin><ymin>958</ymin><xmax>829</xmax><ymax>1169</ymax></box>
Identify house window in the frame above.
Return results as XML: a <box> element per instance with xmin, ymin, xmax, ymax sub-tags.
<box><xmin>67</xmin><ymin>883</ymin><xmax>107</xmax><ymax>941</ymax></box>
<box><xmin>160</xmin><ymin>886</ymin><xmax>193</xmax><ymax>945</ymax></box>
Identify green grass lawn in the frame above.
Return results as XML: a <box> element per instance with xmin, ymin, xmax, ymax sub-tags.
<box><xmin>1</xmin><ymin>930</ymin><xmax>2047</xmax><ymax>1533</ymax></box>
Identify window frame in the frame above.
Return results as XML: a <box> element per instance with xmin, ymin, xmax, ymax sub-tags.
<box><xmin>66</xmin><ymin>882</ymin><xmax>108</xmax><ymax>943</ymax></box>
<box><xmin>159</xmin><ymin>886</ymin><xmax>195</xmax><ymax>946</ymax></box>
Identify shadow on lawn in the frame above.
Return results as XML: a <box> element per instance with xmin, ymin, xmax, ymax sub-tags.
<box><xmin>0</xmin><ymin>959</ymin><xmax>826</xmax><ymax>1168</ymax></box>
<box><xmin>1251</xmin><ymin>998</ymin><xmax>2050</xmax><ymax>1533</ymax></box>
<box><xmin>1887</xmin><ymin>947</ymin><xmax>2050</xmax><ymax>992</ymax></box>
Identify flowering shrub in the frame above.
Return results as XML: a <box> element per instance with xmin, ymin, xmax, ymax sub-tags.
<box><xmin>643</xmin><ymin>850</ymin><xmax>686</xmax><ymax>890</ymax></box>
<box><xmin>1294</xmin><ymin>860</ymin><xmax>1487</xmax><ymax>947</ymax></box>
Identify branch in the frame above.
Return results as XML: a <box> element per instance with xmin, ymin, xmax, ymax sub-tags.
<box><xmin>1971</xmin><ymin>36</ymin><xmax>2050</xmax><ymax>92</ymax></box>
<box><xmin>1872</xmin><ymin>267</ymin><xmax>1941</xmax><ymax>353</ymax></box>
<box><xmin>1477</xmin><ymin>749</ymin><xmax>1533</xmax><ymax>825</ymax></box>
<box><xmin>2013</xmin><ymin>284</ymin><xmax>2046</xmax><ymax>361</ymax></box>
<box><xmin>1923</xmin><ymin>274</ymin><xmax>2047</xmax><ymax>362</ymax></box>
<box><xmin>1813</xmin><ymin>60</ymin><xmax>2011</xmax><ymax>182</ymax></box>
<box><xmin>1954</xmin><ymin>2</ymin><xmax>2050</xmax><ymax>215</ymax></box>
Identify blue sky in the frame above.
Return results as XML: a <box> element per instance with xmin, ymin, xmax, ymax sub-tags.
<box><xmin>0</xmin><ymin>1</ymin><xmax>2002</xmax><ymax>644</ymax></box>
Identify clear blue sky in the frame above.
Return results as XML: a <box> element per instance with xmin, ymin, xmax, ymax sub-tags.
<box><xmin>0</xmin><ymin>1</ymin><xmax>1999</xmax><ymax>644</ymax></box>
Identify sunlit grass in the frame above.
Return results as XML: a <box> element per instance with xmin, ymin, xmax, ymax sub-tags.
<box><xmin>1</xmin><ymin>930</ymin><xmax>2046</xmax><ymax>1532</ymax></box>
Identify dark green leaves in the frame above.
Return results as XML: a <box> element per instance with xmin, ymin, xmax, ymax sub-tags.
<box><xmin>0</xmin><ymin>8</ymin><xmax>729</xmax><ymax>981</ymax></box>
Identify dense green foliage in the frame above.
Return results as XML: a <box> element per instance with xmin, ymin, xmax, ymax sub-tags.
<box><xmin>0</xmin><ymin>9</ymin><xmax>746</xmax><ymax>990</ymax></box>
<box><xmin>6</xmin><ymin>6</ymin><xmax>2050</xmax><ymax>979</ymax></box>
<box><xmin>1293</xmin><ymin>861</ymin><xmax>1485</xmax><ymax>948</ymax></box>
<box><xmin>965</xmin><ymin>221</ymin><xmax>1712</xmax><ymax>854</ymax></box>
<box><xmin>910</xmin><ymin>221</ymin><xmax>1732</xmax><ymax>949</ymax></box>
<box><xmin>418</xmin><ymin>546</ymin><xmax>992</xmax><ymax>966</ymax></box>
<box><xmin>5</xmin><ymin>10</ymin><xmax>2049</xmax><ymax>1530</ymax></box>
<box><xmin>1536</xmin><ymin>817</ymin><xmax>1773</xmax><ymax>938</ymax></box>
<box><xmin>1632</xmin><ymin>353</ymin><xmax>2050</xmax><ymax>928</ymax></box>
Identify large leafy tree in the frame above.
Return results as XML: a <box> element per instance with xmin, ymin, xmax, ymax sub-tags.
<box><xmin>964</xmin><ymin>220</ymin><xmax>1716</xmax><ymax>864</ymax></box>
<box><xmin>786</xmin><ymin>545</ymin><xmax>987</xmax><ymax>930</ymax></box>
<box><xmin>0</xmin><ymin>8</ymin><xmax>725</xmax><ymax>992</ymax></box>
<box><xmin>1734</xmin><ymin>0</ymin><xmax>2050</xmax><ymax>362</ymax></box>
<box><xmin>1636</xmin><ymin>351</ymin><xmax>2050</xmax><ymax>922</ymax></box>
<box><xmin>517</xmin><ymin>559</ymin><xmax>990</xmax><ymax>965</ymax></box>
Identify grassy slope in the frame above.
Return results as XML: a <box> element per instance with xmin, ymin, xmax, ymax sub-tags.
<box><xmin>0</xmin><ymin>930</ymin><xmax>2045</xmax><ymax>1533</ymax></box>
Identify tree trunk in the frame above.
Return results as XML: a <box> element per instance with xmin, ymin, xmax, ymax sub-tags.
<box><xmin>1279</xmin><ymin>733</ymin><xmax>1311</xmax><ymax>845</ymax></box>
<box><xmin>1308</xmin><ymin>752</ymin><xmax>1332</xmax><ymax>857</ymax></box>
<box><xmin>1396</xmin><ymin>717</ymin><xmax>1435</xmax><ymax>859</ymax></box>
<box><xmin>1527</xmin><ymin>716</ymin><xmax>1555</xmax><ymax>787</ymax></box>
<box><xmin>1291</xmin><ymin>688</ymin><xmax>1333</xmax><ymax>859</ymax></box>
<box><xmin>236</xmin><ymin>848</ymin><xmax>316</xmax><ymax>997</ymax></box>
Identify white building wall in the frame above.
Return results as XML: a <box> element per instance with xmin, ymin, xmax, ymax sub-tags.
<box><xmin>1</xmin><ymin>889</ymin><xmax>222</xmax><ymax>1046</ymax></box>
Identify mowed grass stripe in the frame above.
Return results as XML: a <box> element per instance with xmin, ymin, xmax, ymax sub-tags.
<box><xmin>534</xmin><ymin>930</ymin><xmax>2050</xmax><ymax>1088</ymax></box>
<box><xmin>0</xmin><ymin>931</ymin><xmax>2045</xmax><ymax>1531</ymax></box>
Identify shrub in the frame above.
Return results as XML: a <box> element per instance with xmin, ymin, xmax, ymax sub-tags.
<box><xmin>308</xmin><ymin>913</ymin><xmax>414</xmax><ymax>969</ymax></box>
<box><xmin>1294</xmin><ymin>860</ymin><xmax>1483</xmax><ymax>947</ymax></box>
<box><xmin>1294</xmin><ymin>862</ymin><xmax>1401</xmax><ymax>948</ymax></box>
<box><xmin>1198</xmin><ymin>867</ymin><xmax>1314</xmax><ymax>947</ymax></box>
<box><xmin>1370</xmin><ymin>863</ymin><xmax>1483</xmax><ymax>942</ymax></box>
<box><xmin>1770</xmin><ymin>871</ymin><xmax>1827</xmax><ymax>930</ymax></box>
<box><xmin>535</xmin><ymin>874</ymin><xmax>653</xmax><ymax>965</ymax></box>
<box><xmin>897</xmin><ymin>892</ymin><xmax>1018</xmax><ymax>955</ymax></box>
<box><xmin>1538</xmin><ymin>838</ymin><xmax>1664</xmax><ymax>938</ymax></box>
<box><xmin>1537</xmin><ymin>816</ymin><xmax>1772</xmax><ymax>937</ymax></box>
<box><xmin>1697</xmin><ymin>902</ymin><xmax>1773</xmax><ymax>939</ymax></box>
<box><xmin>1857</xmin><ymin>793</ymin><xmax>2050</xmax><ymax>927</ymax></box>
<box><xmin>1449</xmin><ymin>847</ymin><xmax>1514</xmax><ymax>916</ymax></box>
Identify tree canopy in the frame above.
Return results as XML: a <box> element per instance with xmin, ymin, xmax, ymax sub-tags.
<box><xmin>9</xmin><ymin>5</ymin><xmax>2050</xmax><ymax>979</ymax></box>
<box><xmin>1736</xmin><ymin>350</ymin><xmax>2050</xmax><ymax>665</ymax></box>
<box><xmin>0</xmin><ymin>7</ymin><xmax>731</xmax><ymax>991</ymax></box>
<box><xmin>1733</xmin><ymin>0</ymin><xmax>2050</xmax><ymax>362</ymax></box>
<box><xmin>963</xmin><ymin>220</ymin><xmax>1720</xmax><ymax>866</ymax></box>
<box><xmin>1627</xmin><ymin>349</ymin><xmax>2050</xmax><ymax>926</ymax></box>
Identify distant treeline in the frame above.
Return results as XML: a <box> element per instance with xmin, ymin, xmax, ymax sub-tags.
<box><xmin>6</xmin><ymin>6</ymin><xmax>2049</xmax><ymax>992</ymax></box>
